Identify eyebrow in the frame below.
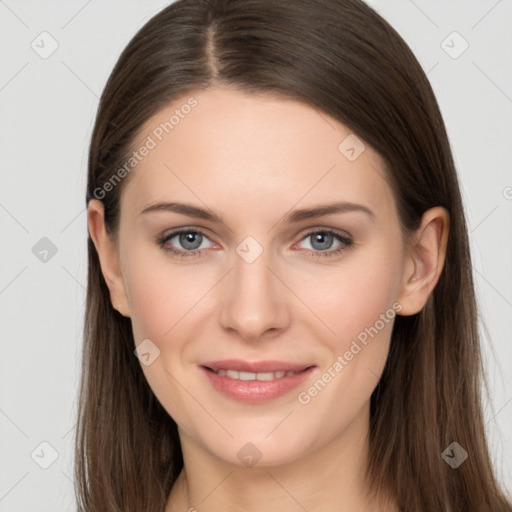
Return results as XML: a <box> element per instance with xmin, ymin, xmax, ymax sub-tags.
<box><xmin>139</xmin><ymin>201</ymin><xmax>375</xmax><ymax>225</ymax></box>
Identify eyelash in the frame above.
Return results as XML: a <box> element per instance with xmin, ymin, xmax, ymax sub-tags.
<box><xmin>155</xmin><ymin>227</ymin><xmax>354</xmax><ymax>260</ymax></box>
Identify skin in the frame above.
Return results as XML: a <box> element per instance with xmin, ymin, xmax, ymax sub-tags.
<box><xmin>88</xmin><ymin>86</ymin><xmax>449</xmax><ymax>512</ymax></box>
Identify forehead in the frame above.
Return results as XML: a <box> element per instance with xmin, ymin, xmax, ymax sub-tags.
<box><xmin>123</xmin><ymin>87</ymin><xmax>394</xmax><ymax>221</ymax></box>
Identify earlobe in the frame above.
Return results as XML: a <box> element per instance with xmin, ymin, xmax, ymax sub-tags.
<box><xmin>87</xmin><ymin>199</ymin><xmax>131</xmax><ymax>317</ymax></box>
<box><xmin>396</xmin><ymin>206</ymin><xmax>450</xmax><ymax>316</ymax></box>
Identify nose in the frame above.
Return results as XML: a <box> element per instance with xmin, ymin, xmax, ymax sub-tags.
<box><xmin>218</xmin><ymin>244</ymin><xmax>291</xmax><ymax>342</ymax></box>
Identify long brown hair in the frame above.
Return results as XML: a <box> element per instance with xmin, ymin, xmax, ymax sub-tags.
<box><xmin>76</xmin><ymin>0</ymin><xmax>512</xmax><ymax>510</ymax></box>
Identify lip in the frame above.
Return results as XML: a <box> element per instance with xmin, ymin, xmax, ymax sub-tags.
<box><xmin>201</xmin><ymin>359</ymin><xmax>312</xmax><ymax>373</ymax></box>
<box><xmin>200</xmin><ymin>360</ymin><xmax>316</xmax><ymax>404</ymax></box>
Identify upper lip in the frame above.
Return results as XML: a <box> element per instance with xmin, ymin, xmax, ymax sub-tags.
<box><xmin>201</xmin><ymin>359</ymin><xmax>313</xmax><ymax>373</ymax></box>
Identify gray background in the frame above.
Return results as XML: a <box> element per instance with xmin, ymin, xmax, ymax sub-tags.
<box><xmin>0</xmin><ymin>0</ymin><xmax>511</xmax><ymax>509</ymax></box>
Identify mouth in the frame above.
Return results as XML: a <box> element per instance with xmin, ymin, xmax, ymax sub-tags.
<box><xmin>203</xmin><ymin>367</ymin><xmax>309</xmax><ymax>381</ymax></box>
<box><xmin>200</xmin><ymin>359</ymin><xmax>316</xmax><ymax>403</ymax></box>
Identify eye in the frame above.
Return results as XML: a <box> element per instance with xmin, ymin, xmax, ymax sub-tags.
<box><xmin>156</xmin><ymin>228</ymin><xmax>214</xmax><ymax>259</ymax></box>
<box><xmin>156</xmin><ymin>227</ymin><xmax>354</xmax><ymax>260</ymax></box>
<box><xmin>294</xmin><ymin>229</ymin><xmax>354</xmax><ymax>259</ymax></box>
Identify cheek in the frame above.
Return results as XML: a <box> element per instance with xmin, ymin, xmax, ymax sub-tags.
<box><xmin>123</xmin><ymin>243</ymin><xmax>214</xmax><ymax>343</ymax></box>
<box><xmin>300</xmin><ymin>245</ymin><xmax>401</xmax><ymax>349</ymax></box>
<box><xmin>291</xmin><ymin>243</ymin><xmax>401</xmax><ymax>414</ymax></box>
<box><xmin>123</xmin><ymin>249</ymin><xmax>210</xmax><ymax>429</ymax></box>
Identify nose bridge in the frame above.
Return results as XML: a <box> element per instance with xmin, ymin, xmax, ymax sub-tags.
<box><xmin>219</xmin><ymin>236</ymin><xmax>289</xmax><ymax>340</ymax></box>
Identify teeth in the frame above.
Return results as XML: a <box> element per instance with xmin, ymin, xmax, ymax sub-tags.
<box><xmin>213</xmin><ymin>369</ymin><xmax>300</xmax><ymax>380</ymax></box>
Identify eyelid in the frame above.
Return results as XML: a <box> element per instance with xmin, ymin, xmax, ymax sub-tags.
<box><xmin>295</xmin><ymin>225</ymin><xmax>352</xmax><ymax>241</ymax></box>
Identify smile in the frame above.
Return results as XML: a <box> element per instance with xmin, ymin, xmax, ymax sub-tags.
<box><xmin>209</xmin><ymin>368</ymin><xmax>301</xmax><ymax>380</ymax></box>
<box><xmin>200</xmin><ymin>362</ymin><xmax>316</xmax><ymax>403</ymax></box>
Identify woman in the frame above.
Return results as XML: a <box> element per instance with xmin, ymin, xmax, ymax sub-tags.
<box><xmin>76</xmin><ymin>0</ymin><xmax>512</xmax><ymax>510</ymax></box>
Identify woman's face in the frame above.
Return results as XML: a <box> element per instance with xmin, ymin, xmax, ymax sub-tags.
<box><xmin>97</xmin><ymin>87</ymin><xmax>413</xmax><ymax>467</ymax></box>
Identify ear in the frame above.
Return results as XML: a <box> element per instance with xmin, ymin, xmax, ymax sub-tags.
<box><xmin>87</xmin><ymin>199</ymin><xmax>130</xmax><ymax>318</ymax></box>
<box><xmin>396</xmin><ymin>206</ymin><xmax>450</xmax><ymax>316</ymax></box>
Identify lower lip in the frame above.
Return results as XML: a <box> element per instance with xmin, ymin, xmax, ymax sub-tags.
<box><xmin>200</xmin><ymin>366</ymin><xmax>315</xmax><ymax>404</ymax></box>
